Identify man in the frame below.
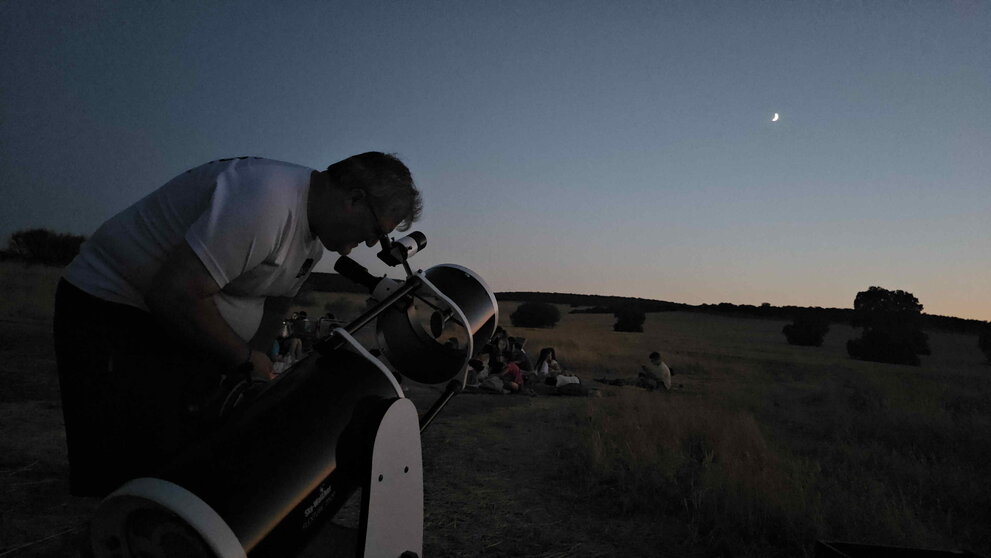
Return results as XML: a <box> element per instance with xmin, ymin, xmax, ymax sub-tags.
<box><xmin>53</xmin><ymin>152</ymin><xmax>421</xmax><ymax>496</ymax></box>
<box><xmin>639</xmin><ymin>351</ymin><xmax>672</xmax><ymax>391</ymax></box>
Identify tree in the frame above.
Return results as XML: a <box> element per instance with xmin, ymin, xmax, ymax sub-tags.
<box><xmin>510</xmin><ymin>302</ymin><xmax>561</xmax><ymax>328</ymax></box>
<box><xmin>6</xmin><ymin>228</ymin><xmax>86</xmax><ymax>266</ymax></box>
<box><xmin>847</xmin><ymin>286</ymin><xmax>929</xmax><ymax>365</ymax></box>
<box><xmin>613</xmin><ymin>307</ymin><xmax>646</xmax><ymax>332</ymax></box>
<box><xmin>782</xmin><ymin>314</ymin><xmax>829</xmax><ymax>347</ymax></box>
<box><xmin>979</xmin><ymin>328</ymin><xmax>991</xmax><ymax>364</ymax></box>
<box><xmin>851</xmin><ymin>286</ymin><xmax>924</xmax><ymax>329</ymax></box>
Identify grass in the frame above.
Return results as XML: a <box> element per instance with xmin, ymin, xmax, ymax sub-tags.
<box><xmin>0</xmin><ymin>261</ymin><xmax>62</xmax><ymax>323</ymax></box>
<box><xmin>500</xmin><ymin>303</ymin><xmax>991</xmax><ymax>555</ymax></box>
<box><xmin>578</xmin><ymin>390</ymin><xmax>820</xmax><ymax>557</ymax></box>
<box><xmin>2</xmin><ymin>268</ymin><xmax>989</xmax><ymax>555</ymax></box>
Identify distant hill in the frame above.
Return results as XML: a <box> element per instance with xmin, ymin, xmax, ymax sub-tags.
<box><xmin>495</xmin><ymin>291</ymin><xmax>990</xmax><ymax>334</ymax></box>
<box><xmin>495</xmin><ymin>291</ymin><xmax>690</xmax><ymax>313</ymax></box>
<box><xmin>305</xmin><ymin>278</ymin><xmax>989</xmax><ymax>334</ymax></box>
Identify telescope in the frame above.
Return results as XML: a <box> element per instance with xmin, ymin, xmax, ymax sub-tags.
<box><xmin>88</xmin><ymin>232</ymin><xmax>497</xmax><ymax>558</ymax></box>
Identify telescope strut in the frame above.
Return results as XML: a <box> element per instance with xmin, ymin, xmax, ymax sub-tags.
<box><xmin>315</xmin><ymin>276</ymin><xmax>423</xmax><ymax>354</ymax></box>
<box><xmin>418</xmin><ymin>380</ymin><xmax>463</xmax><ymax>433</ymax></box>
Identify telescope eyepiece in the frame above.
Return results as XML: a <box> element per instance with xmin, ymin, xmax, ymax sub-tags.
<box><xmin>378</xmin><ymin>231</ymin><xmax>427</xmax><ymax>267</ymax></box>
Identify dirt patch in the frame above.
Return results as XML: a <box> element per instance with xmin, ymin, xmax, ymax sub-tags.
<box><xmin>412</xmin><ymin>389</ymin><xmax>673</xmax><ymax>557</ymax></box>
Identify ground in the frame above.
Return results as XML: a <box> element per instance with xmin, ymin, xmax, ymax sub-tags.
<box><xmin>0</xmin><ymin>317</ymin><xmax>642</xmax><ymax>558</ymax></box>
<box><xmin>3</xmin><ymin>264</ymin><xmax>989</xmax><ymax>556</ymax></box>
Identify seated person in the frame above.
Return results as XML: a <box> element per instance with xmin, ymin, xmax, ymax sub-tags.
<box><xmin>465</xmin><ymin>358</ymin><xmax>485</xmax><ymax>387</ymax></box>
<box><xmin>533</xmin><ymin>347</ymin><xmax>562</xmax><ymax>379</ymax></box>
<box><xmin>490</xmin><ymin>327</ymin><xmax>509</xmax><ymax>354</ymax></box>
<box><xmin>638</xmin><ymin>351</ymin><xmax>672</xmax><ymax>391</ymax></box>
<box><xmin>270</xmin><ymin>319</ymin><xmax>302</xmax><ymax>374</ymax></box>
<box><xmin>479</xmin><ymin>343</ymin><xmax>500</xmax><ymax>366</ymax></box>
<box><xmin>507</xmin><ymin>337</ymin><xmax>532</xmax><ymax>372</ymax></box>
<box><xmin>317</xmin><ymin>312</ymin><xmax>341</xmax><ymax>338</ymax></box>
<box><xmin>479</xmin><ymin>360</ymin><xmax>508</xmax><ymax>393</ymax></box>
<box><xmin>502</xmin><ymin>359</ymin><xmax>524</xmax><ymax>393</ymax></box>
<box><xmin>293</xmin><ymin>310</ymin><xmax>316</xmax><ymax>352</ymax></box>
<box><xmin>273</xmin><ymin>316</ymin><xmax>303</xmax><ymax>362</ymax></box>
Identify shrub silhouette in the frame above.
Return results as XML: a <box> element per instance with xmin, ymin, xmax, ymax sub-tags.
<box><xmin>510</xmin><ymin>302</ymin><xmax>561</xmax><ymax>328</ymax></box>
<box><xmin>613</xmin><ymin>307</ymin><xmax>645</xmax><ymax>332</ymax></box>
<box><xmin>979</xmin><ymin>328</ymin><xmax>991</xmax><ymax>364</ymax></box>
<box><xmin>782</xmin><ymin>315</ymin><xmax>829</xmax><ymax>346</ymax></box>
<box><xmin>6</xmin><ymin>228</ymin><xmax>86</xmax><ymax>266</ymax></box>
<box><xmin>846</xmin><ymin>286</ymin><xmax>929</xmax><ymax>365</ymax></box>
<box><xmin>847</xmin><ymin>329</ymin><xmax>922</xmax><ymax>366</ymax></box>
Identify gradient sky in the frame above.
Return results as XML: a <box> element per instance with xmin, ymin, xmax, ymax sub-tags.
<box><xmin>2</xmin><ymin>1</ymin><xmax>988</xmax><ymax>320</ymax></box>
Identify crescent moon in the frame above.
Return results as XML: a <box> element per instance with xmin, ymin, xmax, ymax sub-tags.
<box><xmin>771</xmin><ymin>113</ymin><xmax>780</xmax><ymax>122</ymax></box>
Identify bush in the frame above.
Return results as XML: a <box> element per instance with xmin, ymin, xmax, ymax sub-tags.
<box><xmin>613</xmin><ymin>307</ymin><xmax>645</xmax><ymax>332</ymax></box>
<box><xmin>6</xmin><ymin>228</ymin><xmax>86</xmax><ymax>266</ymax></box>
<box><xmin>847</xmin><ymin>329</ymin><xmax>921</xmax><ymax>366</ymax></box>
<box><xmin>782</xmin><ymin>315</ymin><xmax>829</xmax><ymax>347</ymax></box>
<box><xmin>847</xmin><ymin>286</ymin><xmax>929</xmax><ymax>365</ymax></box>
<box><xmin>979</xmin><ymin>328</ymin><xmax>991</xmax><ymax>364</ymax></box>
<box><xmin>510</xmin><ymin>302</ymin><xmax>561</xmax><ymax>328</ymax></box>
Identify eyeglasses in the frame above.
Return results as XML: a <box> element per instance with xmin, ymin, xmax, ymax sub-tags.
<box><xmin>361</xmin><ymin>193</ymin><xmax>392</xmax><ymax>249</ymax></box>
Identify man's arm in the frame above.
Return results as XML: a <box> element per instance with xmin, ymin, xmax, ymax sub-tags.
<box><xmin>145</xmin><ymin>241</ymin><xmax>274</xmax><ymax>380</ymax></box>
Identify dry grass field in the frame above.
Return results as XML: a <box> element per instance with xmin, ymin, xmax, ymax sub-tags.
<box><xmin>1</xmin><ymin>262</ymin><xmax>989</xmax><ymax>557</ymax></box>
<box><xmin>490</xmin><ymin>302</ymin><xmax>991</xmax><ymax>556</ymax></box>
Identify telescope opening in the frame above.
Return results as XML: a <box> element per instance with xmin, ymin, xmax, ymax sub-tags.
<box><xmin>374</xmin><ymin>265</ymin><xmax>497</xmax><ymax>385</ymax></box>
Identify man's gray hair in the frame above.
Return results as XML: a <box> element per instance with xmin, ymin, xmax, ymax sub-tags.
<box><xmin>326</xmin><ymin>152</ymin><xmax>422</xmax><ymax>231</ymax></box>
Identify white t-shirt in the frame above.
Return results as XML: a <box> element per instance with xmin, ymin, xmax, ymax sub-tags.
<box><xmin>64</xmin><ymin>157</ymin><xmax>325</xmax><ymax>340</ymax></box>
<box><xmin>537</xmin><ymin>360</ymin><xmax>549</xmax><ymax>377</ymax></box>
<box><xmin>644</xmin><ymin>361</ymin><xmax>672</xmax><ymax>391</ymax></box>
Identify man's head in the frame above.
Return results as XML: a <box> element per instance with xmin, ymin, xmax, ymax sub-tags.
<box><xmin>309</xmin><ymin>152</ymin><xmax>423</xmax><ymax>256</ymax></box>
<box><xmin>649</xmin><ymin>351</ymin><xmax>661</xmax><ymax>363</ymax></box>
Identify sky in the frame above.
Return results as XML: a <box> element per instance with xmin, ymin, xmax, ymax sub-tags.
<box><xmin>2</xmin><ymin>1</ymin><xmax>988</xmax><ymax>321</ymax></box>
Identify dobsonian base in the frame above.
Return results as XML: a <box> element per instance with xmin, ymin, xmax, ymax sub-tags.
<box><xmin>357</xmin><ymin>398</ymin><xmax>423</xmax><ymax>558</ymax></box>
<box><xmin>93</xmin><ymin>397</ymin><xmax>425</xmax><ymax>558</ymax></box>
<box><xmin>298</xmin><ymin>397</ymin><xmax>424</xmax><ymax>558</ymax></box>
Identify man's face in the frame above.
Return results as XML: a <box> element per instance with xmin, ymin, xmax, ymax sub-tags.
<box><xmin>314</xmin><ymin>191</ymin><xmax>398</xmax><ymax>257</ymax></box>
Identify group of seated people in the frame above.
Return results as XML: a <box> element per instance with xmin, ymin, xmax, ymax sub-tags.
<box><xmin>268</xmin><ymin>315</ymin><xmax>649</xmax><ymax>398</ymax></box>
<box><xmin>465</xmin><ymin>327</ymin><xmax>586</xmax><ymax>395</ymax></box>
<box><xmin>269</xmin><ymin>311</ymin><xmax>343</xmax><ymax>374</ymax></box>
